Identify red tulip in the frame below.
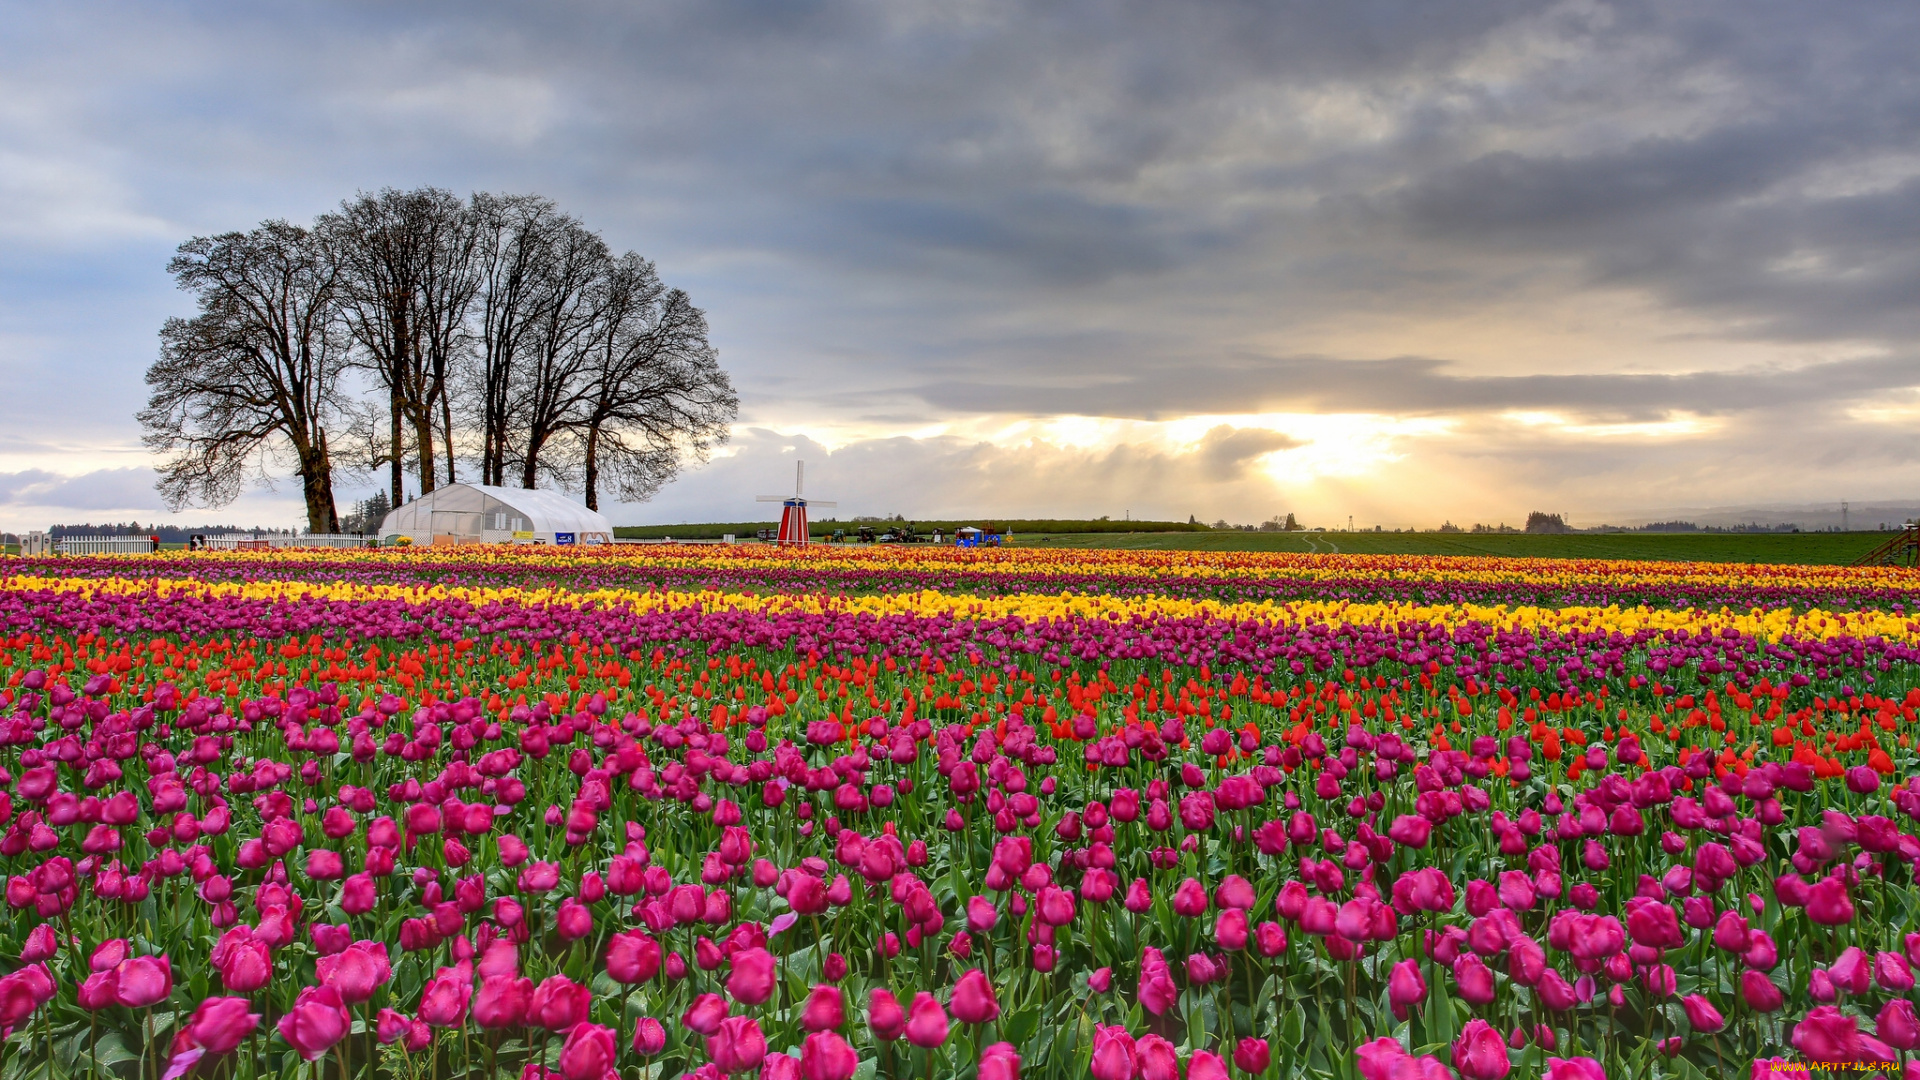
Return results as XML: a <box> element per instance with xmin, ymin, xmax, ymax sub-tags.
<box><xmin>474</xmin><ymin>974</ymin><xmax>533</xmax><ymax>1028</ymax></box>
<box><xmin>418</xmin><ymin>968</ymin><xmax>471</xmax><ymax>1026</ymax></box>
<box><xmin>1232</xmin><ymin>1038</ymin><xmax>1270</xmax><ymax>1074</ymax></box>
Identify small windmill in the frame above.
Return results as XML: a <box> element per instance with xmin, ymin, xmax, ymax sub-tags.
<box><xmin>757</xmin><ymin>461</ymin><xmax>835</xmax><ymax>544</ymax></box>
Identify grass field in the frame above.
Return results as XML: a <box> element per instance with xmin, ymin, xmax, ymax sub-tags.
<box><xmin>1009</xmin><ymin>529</ymin><xmax>1897</xmax><ymax>564</ymax></box>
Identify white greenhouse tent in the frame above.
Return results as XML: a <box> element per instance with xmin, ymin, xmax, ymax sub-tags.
<box><xmin>378</xmin><ymin>483</ymin><xmax>613</xmax><ymax>547</ymax></box>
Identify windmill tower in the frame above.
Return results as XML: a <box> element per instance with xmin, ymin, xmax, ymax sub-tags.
<box><xmin>757</xmin><ymin>461</ymin><xmax>835</xmax><ymax>544</ymax></box>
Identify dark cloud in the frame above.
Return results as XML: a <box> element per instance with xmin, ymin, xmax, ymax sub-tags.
<box><xmin>2</xmin><ymin>0</ymin><xmax>1918</xmax><ymax>525</ymax></box>
<box><xmin>916</xmin><ymin>353</ymin><xmax>1920</xmax><ymax>422</ymax></box>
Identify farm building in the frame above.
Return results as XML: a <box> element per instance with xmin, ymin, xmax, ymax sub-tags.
<box><xmin>378</xmin><ymin>483</ymin><xmax>613</xmax><ymax>547</ymax></box>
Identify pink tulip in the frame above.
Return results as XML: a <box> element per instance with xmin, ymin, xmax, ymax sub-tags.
<box><xmin>607</xmin><ymin>931</ymin><xmax>662</xmax><ymax>984</ymax></box>
<box><xmin>951</xmin><ymin>968</ymin><xmax>999</xmax><ymax>1024</ymax></box>
<box><xmin>1233</xmin><ymin>1038</ymin><xmax>1270</xmax><ymax>1074</ymax></box>
<box><xmin>473</xmin><ymin>974</ymin><xmax>533</xmax><ymax>1028</ymax></box>
<box><xmin>1453</xmin><ymin>954</ymin><xmax>1496</xmax><ymax>1005</ymax></box>
<box><xmin>799</xmin><ymin>1031</ymin><xmax>858</xmax><ymax>1080</ymax></box>
<box><xmin>905</xmin><ymin>992</ymin><xmax>948</xmax><ymax>1047</ymax></box>
<box><xmin>277</xmin><ymin>985</ymin><xmax>349</xmax><ymax>1061</ymax></box>
<box><xmin>1807</xmin><ymin>876</ymin><xmax>1855</xmax><ymax>925</ymax></box>
<box><xmin>633</xmin><ymin>1017</ymin><xmax>667</xmax><ymax>1056</ymax></box>
<box><xmin>1388</xmin><ymin>959</ymin><xmax>1427</xmax><ymax>1019</ymax></box>
<box><xmin>868</xmin><ymin>989</ymin><xmax>906</xmax><ymax>1041</ymax></box>
<box><xmin>800</xmin><ymin>985</ymin><xmax>845</xmax><ymax>1032</ymax></box>
<box><xmin>1187</xmin><ymin>1050</ymin><xmax>1228</xmax><ymax>1080</ymax></box>
<box><xmin>683</xmin><ymin>992</ymin><xmax>729</xmax><ymax>1035</ymax></box>
<box><xmin>979</xmin><ymin>1042</ymin><xmax>1021</xmax><ymax>1080</ymax></box>
<box><xmin>560</xmin><ymin>1023</ymin><xmax>620</xmax><ymax>1080</ymax></box>
<box><xmin>531</xmin><ymin>975</ymin><xmax>591</xmax><ymax>1031</ymax></box>
<box><xmin>113</xmin><ymin>955</ymin><xmax>172</xmax><ymax>1007</ymax></box>
<box><xmin>1879</xmin><ymin>1000</ymin><xmax>1920</xmax><ymax>1052</ymax></box>
<box><xmin>184</xmin><ymin>997</ymin><xmax>260</xmax><ymax>1056</ymax></box>
<box><xmin>1137</xmin><ymin>1035</ymin><xmax>1180</xmax><ymax>1080</ymax></box>
<box><xmin>706</xmin><ymin>1015</ymin><xmax>767</xmax><ymax>1074</ymax></box>
<box><xmin>1792</xmin><ymin>1006</ymin><xmax>1896</xmax><ymax>1064</ymax></box>
<box><xmin>1543</xmin><ymin>1059</ymin><xmax>1607</xmax><ymax>1080</ymax></box>
<box><xmin>77</xmin><ymin>971</ymin><xmax>118</xmax><ymax>1012</ymax></box>
<box><xmin>1452</xmin><ymin>1019</ymin><xmax>1512</xmax><ymax>1080</ymax></box>
<box><xmin>418</xmin><ymin>968</ymin><xmax>471</xmax><ymax>1026</ymax></box>
<box><xmin>1877</xmin><ymin>951</ymin><xmax>1915</xmax><ymax>992</ymax></box>
<box><xmin>555</xmin><ymin>898</ymin><xmax>593</xmax><ymax>941</ymax></box>
<box><xmin>726</xmin><ymin>948</ymin><xmax>776</xmax><ymax>1005</ymax></box>
<box><xmin>1740</xmin><ymin>970</ymin><xmax>1784</xmax><ymax>1012</ymax></box>
<box><xmin>1091</xmin><ymin>1026</ymin><xmax>1137</xmax><ymax>1080</ymax></box>
<box><xmin>316</xmin><ymin>941</ymin><xmax>390</xmax><ymax>1004</ymax></box>
<box><xmin>1681</xmin><ymin>994</ymin><xmax>1724</xmax><ymax>1032</ymax></box>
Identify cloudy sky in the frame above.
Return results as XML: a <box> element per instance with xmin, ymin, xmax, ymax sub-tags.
<box><xmin>3</xmin><ymin>0</ymin><xmax>1918</xmax><ymax>531</ymax></box>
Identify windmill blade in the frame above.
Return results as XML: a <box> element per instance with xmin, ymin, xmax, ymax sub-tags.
<box><xmin>808</xmin><ymin>501</ymin><xmax>838</xmax><ymax>508</ymax></box>
<box><xmin>796</xmin><ymin>460</ymin><xmax>804</xmax><ymax>496</ymax></box>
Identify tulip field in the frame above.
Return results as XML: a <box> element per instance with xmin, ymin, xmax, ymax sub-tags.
<box><xmin>5</xmin><ymin>546</ymin><xmax>1920</xmax><ymax>1080</ymax></box>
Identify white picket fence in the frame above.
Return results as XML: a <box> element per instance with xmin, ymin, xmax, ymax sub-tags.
<box><xmin>55</xmin><ymin>535</ymin><xmax>159</xmax><ymax>555</ymax></box>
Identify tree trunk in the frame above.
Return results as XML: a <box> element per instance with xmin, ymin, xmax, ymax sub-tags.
<box><xmin>441</xmin><ymin>390</ymin><xmax>457</xmax><ymax>485</ymax></box>
<box><xmin>301</xmin><ymin>430</ymin><xmax>339</xmax><ymax>535</ymax></box>
<box><xmin>520</xmin><ymin>428</ymin><xmax>546</xmax><ymax>489</ymax></box>
<box><xmin>414</xmin><ymin>408</ymin><xmax>438</xmax><ymax>495</ymax></box>
<box><xmin>389</xmin><ymin>395</ymin><xmax>405</xmax><ymax>508</ymax></box>
<box><xmin>583</xmin><ymin>423</ymin><xmax>601</xmax><ymax>512</ymax></box>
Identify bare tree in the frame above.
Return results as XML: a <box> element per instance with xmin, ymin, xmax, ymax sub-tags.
<box><xmin>141</xmin><ymin>223</ymin><xmax>346</xmax><ymax>532</ymax></box>
<box><xmin>506</xmin><ymin>217</ymin><xmax>610</xmax><ymax>489</ymax></box>
<box><xmin>321</xmin><ymin>188</ymin><xmax>476</xmax><ymax>506</ymax></box>
<box><xmin>468</xmin><ymin>194</ymin><xmax>563</xmax><ymax>486</ymax></box>
<box><xmin>565</xmin><ymin>257</ymin><xmax>736</xmax><ymax>510</ymax></box>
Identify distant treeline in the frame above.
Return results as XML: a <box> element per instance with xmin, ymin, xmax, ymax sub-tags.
<box><xmin>614</xmin><ymin>518</ymin><xmax>1209</xmax><ymax>539</ymax></box>
<box><xmin>41</xmin><ymin>523</ymin><xmax>296</xmax><ymax>542</ymax></box>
